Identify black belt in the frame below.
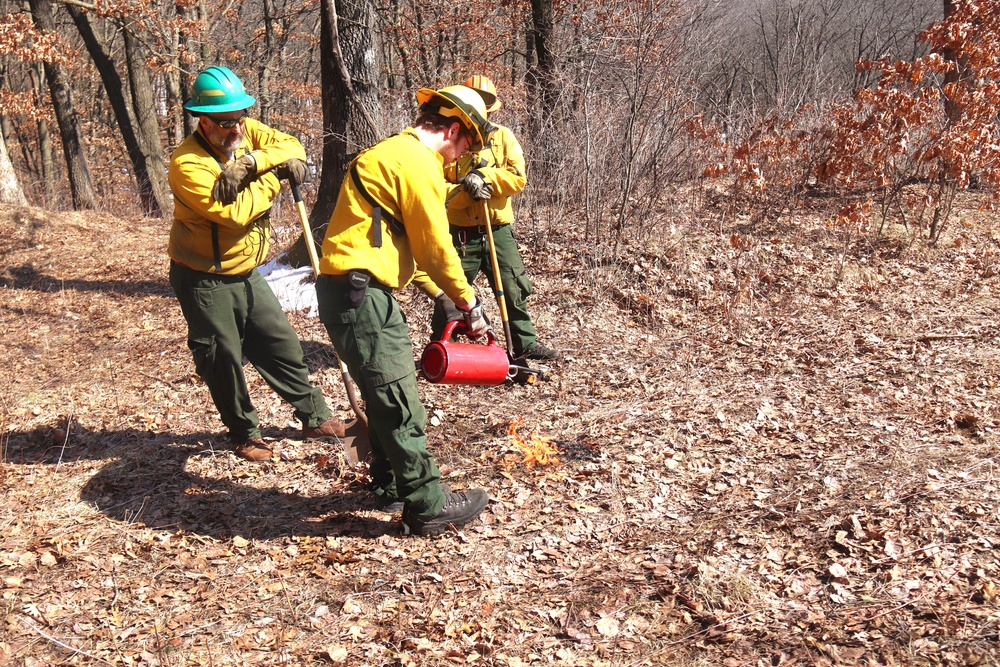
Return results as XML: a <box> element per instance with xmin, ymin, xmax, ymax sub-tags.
<box><xmin>450</xmin><ymin>224</ymin><xmax>502</xmax><ymax>236</ymax></box>
<box><xmin>170</xmin><ymin>259</ymin><xmax>253</xmax><ymax>280</ymax></box>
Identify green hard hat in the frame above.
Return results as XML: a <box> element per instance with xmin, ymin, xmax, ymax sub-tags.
<box><xmin>183</xmin><ymin>66</ymin><xmax>256</xmax><ymax>114</ymax></box>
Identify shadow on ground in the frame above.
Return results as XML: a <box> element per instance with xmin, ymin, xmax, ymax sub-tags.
<box><xmin>3</xmin><ymin>421</ymin><xmax>396</xmax><ymax>540</ymax></box>
<box><xmin>0</xmin><ymin>264</ymin><xmax>172</xmax><ymax>298</ymax></box>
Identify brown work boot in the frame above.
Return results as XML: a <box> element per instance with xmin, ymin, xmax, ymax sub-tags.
<box><xmin>232</xmin><ymin>437</ymin><xmax>273</xmax><ymax>462</ymax></box>
<box><xmin>302</xmin><ymin>416</ymin><xmax>346</xmax><ymax>440</ymax></box>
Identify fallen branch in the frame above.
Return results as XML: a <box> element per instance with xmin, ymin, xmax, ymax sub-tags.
<box><xmin>20</xmin><ymin>616</ymin><xmax>115</xmax><ymax>666</ymax></box>
<box><xmin>53</xmin><ymin>412</ymin><xmax>74</xmax><ymax>474</ymax></box>
<box><xmin>893</xmin><ymin>332</ymin><xmax>980</xmax><ymax>344</ymax></box>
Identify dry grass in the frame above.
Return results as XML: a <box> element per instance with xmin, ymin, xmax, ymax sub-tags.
<box><xmin>1</xmin><ymin>194</ymin><xmax>999</xmax><ymax>666</ymax></box>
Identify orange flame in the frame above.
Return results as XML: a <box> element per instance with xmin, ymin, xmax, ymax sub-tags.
<box><xmin>507</xmin><ymin>418</ymin><xmax>560</xmax><ymax>468</ymax></box>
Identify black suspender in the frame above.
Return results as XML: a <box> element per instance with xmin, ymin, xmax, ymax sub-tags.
<box><xmin>191</xmin><ymin>132</ymin><xmax>272</xmax><ymax>272</ymax></box>
<box><xmin>193</xmin><ymin>132</ymin><xmax>227</xmax><ymax>272</ymax></box>
<box><xmin>349</xmin><ymin>159</ymin><xmax>406</xmax><ymax>248</ymax></box>
<box><xmin>346</xmin><ymin>131</ymin><xmax>415</xmax><ymax>247</ymax></box>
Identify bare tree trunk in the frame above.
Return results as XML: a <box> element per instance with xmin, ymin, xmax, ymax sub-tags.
<box><xmin>164</xmin><ymin>67</ymin><xmax>185</xmax><ymax>147</ymax></box>
<box><xmin>940</xmin><ymin>0</ymin><xmax>967</xmax><ymax>123</ymax></box>
<box><xmin>27</xmin><ymin>0</ymin><xmax>96</xmax><ymax>210</ymax></box>
<box><xmin>36</xmin><ymin>116</ymin><xmax>52</xmax><ymax>202</ymax></box>
<box><xmin>285</xmin><ymin>0</ymin><xmax>383</xmax><ymax>267</ymax></box>
<box><xmin>933</xmin><ymin>0</ymin><xmax>963</xmax><ymax>243</ymax></box>
<box><xmin>67</xmin><ymin>5</ymin><xmax>169</xmax><ymax>216</ymax></box>
<box><xmin>180</xmin><ymin>3</ymin><xmax>200</xmax><ymax>137</ymax></box>
<box><xmin>527</xmin><ymin>0</ymin><xmax>556</xmax><ymax>126</ymax></box>
<box><xmin>29</xmin><ymin>63</ymin><xmax>54</xmax><ymax>203</ymax></box>
<box><xmin>314</xmin><ymin>0</ymin><xmax>382</xmax><ymax>225</ymax></box>
<box><xmin>387</xmin><ymin>0</ymin><xmax>414</xmax><ymax>90</ymax></box>
<box><xmin>122</xmin><ymin>27</ymin><xmax>170</xmax><ymax>217</ymax></box>
<box><xmin>0</xmin><ymin>130</ymin><xmax>27</xmax><ymax>206</ymax></box>
<box><xmin>413</xmin><ymin>3</ymin><xmax>431</xmax><ymax>79</ymax></box>
<box><xmin>164</xmin><ymin>9</ymin><xmax>185</xmax><ymax>146</ymax></box>
<box><xmin>337</xmin><ymin>0</ymin><xmax>383</xmax><ymax>144</ymax></box>
<box><xmin>259</xmin><ymin>0</ymin><xmax>278</xmax><ymax>125</ymax></box>
<box><xmin>313</xmin><ymin>0</ymin><xmax>348</xmax><ymax>237</ymax></box>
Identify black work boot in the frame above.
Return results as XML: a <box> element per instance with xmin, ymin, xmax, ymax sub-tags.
<box><xmin>375</xmin><ymin>484</ymin><xmax>450</xmax><ymax>514</ymax></box>
<box><xmin>402</xmin><ymin>489</ymin><xmax>489</xmax><ymax>536</ymax></box>
<box><xmin>523</xmin><ymin>342</ymin><xmax>562</xmax><ymax>361</ymax></box>
<box><xmin>376</xmin><ymin>497</ymin><xmax>405</xmax><ymax>513</ymax></box>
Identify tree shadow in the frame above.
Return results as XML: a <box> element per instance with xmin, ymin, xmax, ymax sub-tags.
<box><xmin>0</xmin><ymin>263</ymin><xmax>172</xmax><ymax>298</ymax></box>
<box><xmin>3</xmin><ymin>421</ymin><xmax>396</xmax><ymax>540</ymax></box>
<box><xmin>0</xmin><ymin>208</ymin><xmax>48</xmax><ymax>253</ymax></box>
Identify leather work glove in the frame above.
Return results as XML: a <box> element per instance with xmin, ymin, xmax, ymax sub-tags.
<box><xmin>274</xmin><ymin>159</ymin><xmax>311</xmax><ymax>186</ymax></box>
<box><xmin>461</xmin><ymin>169</ymin><xmax>494</xmax><ymax>201</ymax></box>
<box><xmin>431</xmin><ymin>292</ymin><xmax>465</xmax><ymax>341</ymax></box>
<box><xmin>461</xmin><ymin>296</ymin><xmax>490</xmax><ymax>338</ymax></box>
<box><xmin>213</xmin><ymin>154</ymin><xmax>257</xmax><ymax>205</ymax></box>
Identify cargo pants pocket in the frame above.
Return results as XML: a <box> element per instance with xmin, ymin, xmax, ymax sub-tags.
<box><xmin>187</xmin><ymin>336</ymin><xmax>217</xmax><ymax>380</ymax></box>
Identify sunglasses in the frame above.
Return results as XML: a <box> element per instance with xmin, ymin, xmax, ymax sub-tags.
<box><xmin>206</xmin><ymin>112</ymin><xmax>248</xmax><ymax>129</ymax></box>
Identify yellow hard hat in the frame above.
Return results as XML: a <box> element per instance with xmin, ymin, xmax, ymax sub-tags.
<box><xmin>416</xmin><ymin>85</ymin><xmax>493</xmax><ymax>151</ymax></box>
<box><xmin>464</xmin><ymin>75</ymin><xmax>502</xmax><ymax>113</ymax></box>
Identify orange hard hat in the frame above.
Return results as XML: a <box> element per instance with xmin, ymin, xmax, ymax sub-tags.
<box><xmin>464</xmin><ymin>75</ymin><xmax>502</xmax><ymax>113</ymax></box>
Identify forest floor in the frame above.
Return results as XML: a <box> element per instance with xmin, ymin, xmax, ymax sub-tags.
<box><xmin>1</xmin><ymin>193</ymin><xmax>999</xmax><ymax>667</ymax></box>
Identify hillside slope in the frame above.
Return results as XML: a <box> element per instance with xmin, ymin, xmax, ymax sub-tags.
<box><xmin>1</xmin><ymin>202</ymin><xmax>998</xmax><ymax>666</ymax></box>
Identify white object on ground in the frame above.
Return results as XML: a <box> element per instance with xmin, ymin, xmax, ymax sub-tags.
<box><xmin>259</xmin><ymin>259</ymin><xmax>318</xmax><ymax>316</ymax></box>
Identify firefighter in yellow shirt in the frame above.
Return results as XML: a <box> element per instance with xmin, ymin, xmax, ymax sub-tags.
<box><xmin>436</xmin><ymin>75</ymin><xmax>561</xmax><ymax>361</ymax></box>
<box><xmin>317</xmin><ymin>85</ymin><xmax>492</xmax><ymax>536</ymax></box>
<box><xmin>168</xmin><ymin>66</ymin><xmax>344</xmax><ymax>462</ymax></box>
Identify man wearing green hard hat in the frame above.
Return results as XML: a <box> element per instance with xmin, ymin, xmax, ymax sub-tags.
<box><xmin>167</xmin><ymin>65</ymin><xmax>345</xmax><ymax>462</ymax></box>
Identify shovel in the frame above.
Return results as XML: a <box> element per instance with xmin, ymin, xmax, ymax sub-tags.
<box><xmin>290</xmin><ymin>178</ymin><xmax>372</xmax><ymax>466</ymax></box>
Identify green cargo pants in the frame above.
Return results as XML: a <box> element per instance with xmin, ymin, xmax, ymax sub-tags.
<box><xmin>316</xmin><ymin>274</ymin><xmax>445</xmax><ymax>520</ymax></box>
<box><xmin>452</xmin><ymin>224</ymin><xmax>537</xmax><ymax>355</ymax></box>
<box><xmin>169</xmin><ymin>261</ymin><xmax>331</xmax><ymax>440</ymax></box>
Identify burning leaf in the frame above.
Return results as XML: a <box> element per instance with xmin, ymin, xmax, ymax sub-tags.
<box><xmin>507</xmin><ymin>418</ymin><xmax>560</xmax><ymax>468</ymax></box>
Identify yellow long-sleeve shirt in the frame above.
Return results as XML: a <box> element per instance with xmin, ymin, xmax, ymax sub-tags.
<box><xmin>168</xmin><ymin>119</ymin><xmax>306</xmax><ymax>275</ymax></box>
<box><xmin>445</xmin><ymin>124</ymin><xmax>526</xmax><ymax>227</ymax></box>
<box><xmin>319</xmin><ymin>130</ymin><xmax>474</xmax><ymax>306</ymax></box>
